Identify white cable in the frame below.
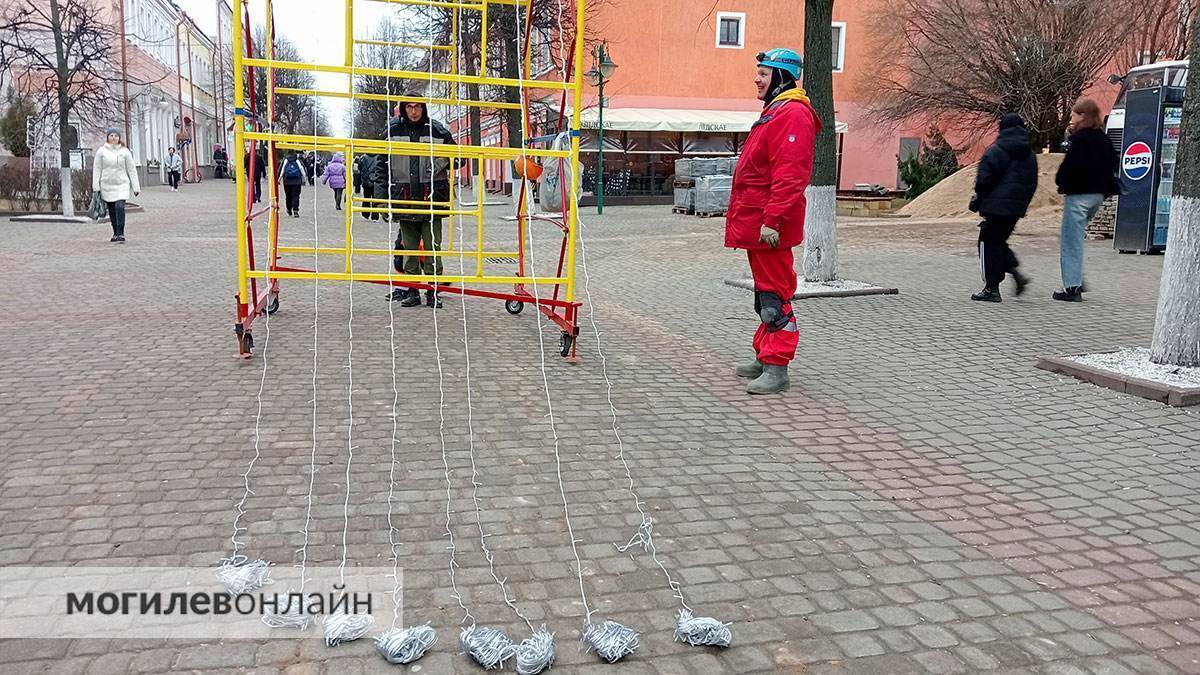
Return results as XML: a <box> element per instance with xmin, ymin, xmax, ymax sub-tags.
<box><xmin>565</xmin><ymin>4</ymin><xmax>729</xmax><ymax>646</ymax></box>
<box><xmin>299</xmin><ymin>9</ymin><xmax>323</xmax><ymax>596</ymax></box>
<box><xmin>509</xmin><ymin>0</ymin><xmax>595</xmax><ymax>627</ymax></box>
<box><xmin>382</xmin><ymin>33</ymin><xmax>405</xmax><ymax>630</ymax></box>
<box><xmin>425</xmin><ymin>8</ymin><xmax>472</xmax><ymax>629</ymax></box>
<box><xmin>219</xmin><ymin>9</ymin><xmax>272</xmax><ymax>597</ymax></box>
<box><xmin>574</xmin><ymin>219</ymin><xmax>688</xmax><ymax>604</ymax></box>
<box><xmin>455</xmin><ymin>72</ymin><xmax>538</xmax><ymax>640</ymax></box>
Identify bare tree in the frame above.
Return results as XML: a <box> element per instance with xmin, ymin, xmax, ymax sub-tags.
<box><xmin>863</xmin><ymin>0</ymin><xmax>1128</xmax><ymax>151</ymax></box>
<box><xmin>1149</xmin><ymin>7</ymin><xmax>1200</xmax><ymax>367</ymax></box>
<box><xmin>420</xmin><ymin>1</ymin><xmax>602</xmax><ymax>149</ymax></box>
<box><xmin>0</xmin><ymin>0</ymin><xmax>147</xmax><ymax>216</ymax></box>
<box><xmin>1120</xmin><ymin>0</ymin><xmax>1198</xmax><ymax>72</ymax></box>
<box><xmin>244</xmin><ymin>27</ymin><xmax>327</xmax><ymax>136</ymax></box>
<box><xmin>802</xmin><ymin>0</ymin><xmax>839</xmax><ymax>282</ymax></box>
<box><xmin>347</xmin><ymin>19</ymin><xmax>423</xmax><ymax>138</ymax></box>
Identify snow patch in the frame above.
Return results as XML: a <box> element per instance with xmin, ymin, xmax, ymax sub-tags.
<box><xmin>1070</xmin><ymin>348</ymin><xmax>1200</xmax><ymax>388</ymax></box>
<box><xmin>797</xmin><ymin>278</ymin><xmax>878</xmax><ymax>293</ymax></box>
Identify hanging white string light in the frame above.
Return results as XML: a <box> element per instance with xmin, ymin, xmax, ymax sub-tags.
<box><xmin>509</xmin><ymin>1</ymin><xmax>638</xmax><ymax>664</ymax></box>
<box><xmin>218</xmin><ymin>4</ymin><xmax>274</xmax><ymax>599</ymax></box>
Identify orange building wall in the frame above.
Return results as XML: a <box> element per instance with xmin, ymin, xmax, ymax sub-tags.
<box><xmin>586</xmin><ymin>0</ymin><xmax>919</xmax><ymax>189</ymax></box>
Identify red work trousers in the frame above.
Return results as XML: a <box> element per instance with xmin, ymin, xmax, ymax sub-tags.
<box><xmin>748</xmin><ymin>247</ymin><xmax>799</xmax><ymax>366</ymax></box>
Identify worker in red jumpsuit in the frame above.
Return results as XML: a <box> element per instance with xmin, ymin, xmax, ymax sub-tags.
<box><xmin>725</xmin><ymin>48</ymin><xmax>820</xmax><ymax>395</ymax></box>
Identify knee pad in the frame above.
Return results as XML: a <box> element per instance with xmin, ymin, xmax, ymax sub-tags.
<box><xmin>755</xmin><ymin>291</ymin><xmax>793</xmax><ymax>332</ymax></box>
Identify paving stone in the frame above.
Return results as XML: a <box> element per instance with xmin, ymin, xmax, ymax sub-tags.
<box><xmin>4</xmin><ymin>188</ymin><xmax>1200</xmax><ymax>672</ymax></box>
<box><xmin>908</xmin><ymin>624</ymin><xmax>959</xmax><ymax>649</ymax></box>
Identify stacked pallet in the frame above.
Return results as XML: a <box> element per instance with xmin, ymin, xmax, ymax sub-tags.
<box><xmin>672</xmin><ymin>157</ymin><xmax>737</xmax><ymax>216</ymax></box>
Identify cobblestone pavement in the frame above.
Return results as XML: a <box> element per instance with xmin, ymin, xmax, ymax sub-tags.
<box><xmin>1</xmin><ymin>179</ymin><xmax>1198</xmax><ymax>674</ymax></box>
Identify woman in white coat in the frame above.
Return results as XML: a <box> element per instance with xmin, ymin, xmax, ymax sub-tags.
<box><xmin>93</xmin><ymin>128</ymin><xmax>140</xmax><ymax>242</ymax></box>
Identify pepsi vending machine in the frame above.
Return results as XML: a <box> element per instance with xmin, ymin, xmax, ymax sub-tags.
<box><xmin>1114</xmin><ymin>85</ymin><xmax>1184</xmax><ymax>253</ymax></box>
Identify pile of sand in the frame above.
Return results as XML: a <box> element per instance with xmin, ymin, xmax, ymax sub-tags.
<box><xmin>899</xmin><ymin>154</ymin><xmax>1065</xmax><ymax>219</ymax></box>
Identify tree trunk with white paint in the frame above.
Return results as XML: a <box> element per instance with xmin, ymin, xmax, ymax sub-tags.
<box><xmin>802</xmin><ymin>184</ymin><xmax>837</xmax><ymax>281</ymax></box>
<box><xmin>802</xmin><ymin>0</ymin><xmax>838</xmax><ymax>282</ymax></box>
<box><xmin>1149</xmin><ymin>8</ymin><xmax>1200</xmax><ymax>367</ymax></box>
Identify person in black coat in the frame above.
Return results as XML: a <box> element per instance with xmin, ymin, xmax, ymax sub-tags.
<box><xmin>244</xmin><ymin>148</ymin><xmax>267</xmax><ymax>203</ymax></box>
<box><xmin>969</xmin><ymin>113</ymin><xmax>1038</xmax><ymax>302</ymax></box>
<box><xmin>371</xmin><ymin>100</ymin><xmax>459</xmax><ymax>307</ymax></box>
<box><xmin>303</xmin><ymin>151</ymin><xmax>317</xmax><ymax>186</ymax></box>
<box><xmin>1053</xmin><ymin>98</ymin><xmax>1120</xmax><ymax>302</ymax></box>
<box><xmin>354</xmin><ymin>154</ymin><xmax>380</xmax><ymax>222</ymax></box>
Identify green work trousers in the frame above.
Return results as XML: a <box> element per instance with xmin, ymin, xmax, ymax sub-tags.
<box><xmin>397</xmin><ymin>217</ymin><xmax>444</xmax><ymax>276</ymax></box>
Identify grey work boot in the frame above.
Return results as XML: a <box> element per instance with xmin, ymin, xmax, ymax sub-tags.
<box><xmin>735</xmin><ymin>357</ymin><xmax>764</xmax><ymax>379</ymax></box>
<box><xmin>746</xmin><ymin>364</ymin><xmax>790</xmax><ymax>395</ymax></box>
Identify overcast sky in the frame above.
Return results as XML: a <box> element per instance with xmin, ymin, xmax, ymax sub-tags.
<box><xmin>176</xmin><ymin>0</ymin><xmax>397</xmax><ymax>135</ymax></box>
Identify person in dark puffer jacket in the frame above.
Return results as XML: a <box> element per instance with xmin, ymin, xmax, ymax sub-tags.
<box><xmin>1052</xmin><ymin>98</ymin><xmax>1120</xmax><ymax>302</ymax></box>
<box><xmin>969</xmin><ymin>113</ymin><xmax>1038</xmax><ymax>303</ymax></box>
<box><xmin>371</xmin><ymin>99</ymin><xmax>458</xmax><ymax>308</ymax></box>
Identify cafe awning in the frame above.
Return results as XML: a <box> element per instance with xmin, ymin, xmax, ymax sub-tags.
<box><xmin>578</xmin><ymin>107</ymin><xmax>848</xmax><ymax>134</ymax></box>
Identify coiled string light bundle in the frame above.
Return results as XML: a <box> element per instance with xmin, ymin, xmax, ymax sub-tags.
<box><xmin>378</xmin><ymin>623</ymin><xmax>438</xmax><ymax>664</ymax></box>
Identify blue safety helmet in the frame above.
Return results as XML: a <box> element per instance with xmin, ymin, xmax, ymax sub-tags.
<box><xmin>756</xmin><ymin>48</ymin><xmax>803</xmax><ymax>80</ymax></box>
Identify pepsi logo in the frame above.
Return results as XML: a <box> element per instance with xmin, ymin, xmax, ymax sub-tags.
<box><xmin>1122</xmin><ymin>141</ymin><xmax>1153</xmax><ymax>181</ymax></box>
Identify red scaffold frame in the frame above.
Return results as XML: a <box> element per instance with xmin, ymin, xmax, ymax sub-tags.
<box><xmin>231</xmin><ymin>0</ymin><xmax>586</xmax><ymax>360</ymax></box>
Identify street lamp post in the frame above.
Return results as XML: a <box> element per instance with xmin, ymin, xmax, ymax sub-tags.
<box><xmin>585</xmin><ymin>43</ymin><xmax>617</xmax><ymax>215</ymax></box>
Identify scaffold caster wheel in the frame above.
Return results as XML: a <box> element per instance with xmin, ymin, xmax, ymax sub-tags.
<box><xmin>505</xmin><ymin>300</ymin><xmax>524</xmax><ymax>315</ymax></box>
<box><xmin>266</xmin><ymin>294</ymin><xmax>280</xmax><ymax>315</ymax></box>
<box><xmin>237</xmin><ymin>331</ymin><xmax>254</xmax><ymax>359</ymax></box>
<box><xmin>559</xmin><ymin>332</ymin><xmax>574</xmax><ymax>358</ymax></box>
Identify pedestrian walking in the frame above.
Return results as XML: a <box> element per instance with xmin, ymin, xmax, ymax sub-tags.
<box><xmin>245</xmin><ymin>149</ymin><xmax>266</xmax><ymax>203</ymax></box>
<box><xmin>354</xmin><ymin>154</ymin><xmax>380</xmax><ymax>221</ymax></box>
<box><xmin>213</xmin><ymin>144</ymin><xmax>229</xmax><ymax>179</ymax></box>
<box><xmin>164</xmin><ymin>147</ymin><xmax>183</xmax><ymax>191</ymax></box>
<box><xmin>303</xmin><ymin>151</ymin><xmax>317</xmax><ymax>186</ymax></box>
<box><xmin>92</xmin><ymin>128</ymin><xmax>140</xmax><ymax>243</ymax></box>
<box><xmin>969</xmin><ymin>113</ymin><xmax>1037</xmax><ymax>303</ymax></box>
<box><xmin>725</xmin><ymin>48</ymin><xmax>818</xmax><ymax>395</ymax></box>
<box><xmin>279</xmin><ymin>150</ymin><xmax>308</xmax><ymax>217</ymax></box>
<box><xmin>1053</xmin><ymin>98</ymin><xmax>1120</xmax><ymax>302</ymax></box>
<box><xmin>372</xmin><ymin>99</ymin><xmax>459</xmax><ymax>308</ymax></box>
<box><xmin>321</xmin><ymin>152</ymin><xmax>348</xmax><ymax>210</ymax></box>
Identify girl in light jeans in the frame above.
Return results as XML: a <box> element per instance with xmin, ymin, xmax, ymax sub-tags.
<box><xmin>1053</xmin><ymin>99</ymin><xmax>1120</xmax><ymax>302</ymax></box>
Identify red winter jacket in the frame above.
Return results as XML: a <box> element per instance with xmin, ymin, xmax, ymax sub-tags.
<box><xmin>725</xmin><ymin>89</ymin><xmax>820</xmax><ymax>250</ymax></box>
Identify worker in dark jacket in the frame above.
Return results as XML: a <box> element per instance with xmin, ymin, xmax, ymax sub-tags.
<box><xmin>1053</xmin><ymin>98</ymin><xmax>1120</xmax><ymax>302</ymax></box>
<box><xmin>372</xmin><ymin>99</ymin><xmax>458</xmax><ymax>308</ymax></box>
<box><xmin>969</xmin><ymin>113</ymin><xmax>1037</xmax><ymax>302</ymax></box>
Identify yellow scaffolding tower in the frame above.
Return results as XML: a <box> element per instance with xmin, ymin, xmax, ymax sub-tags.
<box><xmin>231</xmin><ymin>0</ymin><xmax>585</xmax><ymax>358</ymax></box>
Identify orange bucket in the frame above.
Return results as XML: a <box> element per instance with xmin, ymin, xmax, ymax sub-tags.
<box><xmin>514</xmin><ymin>157</ymin><xmax>544</xmax><ymax>180</ymax></box>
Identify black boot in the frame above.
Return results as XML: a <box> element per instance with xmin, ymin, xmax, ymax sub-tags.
<box><xmin>425</xmin><ymin>289</ymin><xmax>442</xmax><ymax>309</ymax></box>
<box><xmin>399</xmin><ymin>288</ymin><xmax>423</xmax><ymax>307</ymax></box>
<box><xmin>386</xmin><ymin>287</ymin><xmax>408</xmax><ymax>302</ymax></box>
<box><xmin>1012</xmin><ymin>271</ymin><xmax>1030</xmax><ymax>297</ymax></box>
<box><xmin>971</xmin><ymin>287</ymin><xmax>1002</xmax><ymax>302</ymax></box>
<box><xmin>1052</xmin><ymin>287</ymin><xmax>1083</xmax><ymax>302</ymax></box>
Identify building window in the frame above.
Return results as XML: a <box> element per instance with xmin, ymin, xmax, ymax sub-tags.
<box><xmin>715</xmin><ymin>12</ymin><xmax>744</xmax><ymax>49</ymax></box>
<box><xmin>832</xmin><ymin>21</ymin><xmax>846</xmax><ymax>72</ymax></box>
